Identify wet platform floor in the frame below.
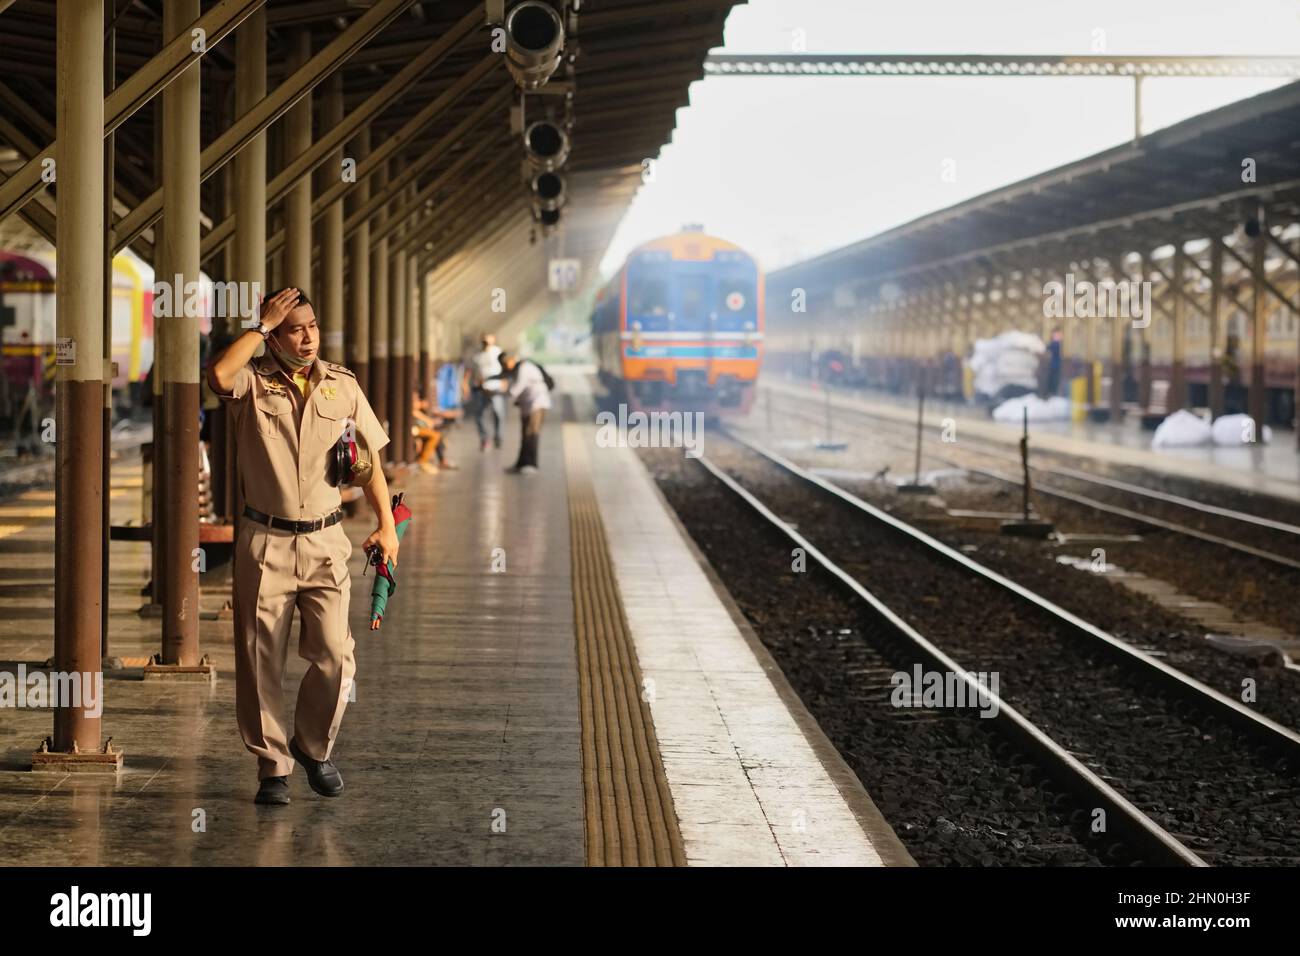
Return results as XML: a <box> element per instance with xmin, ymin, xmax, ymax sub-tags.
<box><xmin>0</xmin><ymin>413</ymin><xmax>584</xmax><ymax>865</ymax></box>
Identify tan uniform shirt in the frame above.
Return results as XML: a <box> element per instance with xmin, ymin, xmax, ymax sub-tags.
<box><xmin>215</xmin><ymin>352</ymin><xmax>389</xmax><ymax>519</ymax></box>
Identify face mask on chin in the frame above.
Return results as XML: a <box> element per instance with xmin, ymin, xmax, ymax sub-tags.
<box><xmin>268</xmin><ymin>335</ymin><xmax>314</xmax><ymax>371</ymax></box>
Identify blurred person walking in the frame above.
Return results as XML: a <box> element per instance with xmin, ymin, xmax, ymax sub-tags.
<box><xmin>496</xmin><ymin>353</ymin><xmax>553</xmax><ymax>474</ymax></box>
<box><xmin>464</xmin><ymin>332</ymin><xmax>505</xmax><ymax>451</ymax></box>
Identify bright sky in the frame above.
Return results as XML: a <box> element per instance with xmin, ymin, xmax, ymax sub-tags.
<box><xmin>597</xmin><ymin>0</ymin><xmax>1300</xmax><ymax>278</ymax></box>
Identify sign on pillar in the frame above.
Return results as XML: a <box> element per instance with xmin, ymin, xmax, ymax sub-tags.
<box><xmin>548</xmin><ymin>258</ymin><xmax>580</xmax><ymax>293</ymax></box>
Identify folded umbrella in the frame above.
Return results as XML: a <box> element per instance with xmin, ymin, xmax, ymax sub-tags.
<box><xmin>368</xmin><ymin>492</ymin><xmax>412</xmax><ymax>629</ymax></box>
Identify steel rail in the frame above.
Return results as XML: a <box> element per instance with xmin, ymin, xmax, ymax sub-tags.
<box><xmin>723</xmin><ymin>428</ymin><xmax>1300</xmax><ymax>761</ymax></box>
<box><xmin>694</xmin><ymin>451</ymin><xmax>1206</xmax><ymax>867</ymax></box>
<box><xmin>771</xmin><ymin>395</ymin><xmax>1300</xmax><ymax>572</ymax></box>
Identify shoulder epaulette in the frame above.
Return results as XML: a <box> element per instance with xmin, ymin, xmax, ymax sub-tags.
<box><xmin>325</xmin><ymin>362</ymin><xmax>356</xmax><ymax>378</ymax></box>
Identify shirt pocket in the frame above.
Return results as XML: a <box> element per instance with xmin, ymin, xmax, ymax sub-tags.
<box><xmin>312</xmin><ymin>395</ymin><xmax>350</xmax><ymax>446</ymax></box>
<box><xmin>254</xmin><ymin>393</ymin><xmax>293</xmax><ymax>439</ymax></box>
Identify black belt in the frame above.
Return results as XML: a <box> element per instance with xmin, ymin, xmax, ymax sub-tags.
<box><xmin>243</xmin><ymin>506</ymin><xmax>343</xmax><ymax>535</ymax></box>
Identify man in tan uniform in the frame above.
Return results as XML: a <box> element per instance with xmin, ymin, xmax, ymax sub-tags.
<box><xmin>208</xmin><ymin>287</ymin><xmax>398</xmax><ymax>806</ymax></box>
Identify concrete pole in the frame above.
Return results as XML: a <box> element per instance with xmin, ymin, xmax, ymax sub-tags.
<box><xmin>53</xmin><ymin>0</ymin><xmax>105</xmax><ymax>754</ymax></box>
<box><xmin>319</xmin><ymin>72</ymin><xmax>345</xmax><ymax>363</ymax></box>
<box><xmin>159</xmin><ymin>0</ymin><xmax>202</xmax><ymax>667</ymax></box>
<box><xmin>388</xmin><ymin>206</ymin><xmax>407</xmax><ymax>463</ymax></box>
<box><xmin>345</xmin><ymin>126</ymin><xmax>370</xmax><ymax>392</ymax></box>
<box><xmin>283</xmin><ymin>29</ymin><xmax>313</xmax><ymax>291</ymax></box>
<box><xmin>369</xmin><ymin>160</ymin><xmax>390</xmax><ymax>446</ymax></box>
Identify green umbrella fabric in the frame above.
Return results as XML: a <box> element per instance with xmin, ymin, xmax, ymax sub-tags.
<box><xmin>369</xmin><ymin>493</ymin><xmax>412</xmax><ymax>628</ymax></box>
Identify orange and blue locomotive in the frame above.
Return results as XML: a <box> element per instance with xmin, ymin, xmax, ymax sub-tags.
<box><xmin>593</xmin><ymin>228</ymin><xmax>763</xmax><ymax>415</ymax></box>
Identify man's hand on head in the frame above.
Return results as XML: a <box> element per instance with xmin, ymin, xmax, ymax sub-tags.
<box><xmin>259</xmin><ymin>287</ymin><xmax>301</xmax><ymax>332</ymax></box>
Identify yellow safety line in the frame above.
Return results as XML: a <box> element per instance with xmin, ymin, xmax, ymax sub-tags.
<box><xmin>564</xmin><ymin>425</ymin><xmax>685</xmax><ymax>867</ymax></box>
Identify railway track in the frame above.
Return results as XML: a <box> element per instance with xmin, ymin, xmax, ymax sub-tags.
<box><xmin>687</xmin><ymin>430</ymin><xmax>1300</xmax><ymax>866</ymax></box>
<box><xmin>769</xmin><ymin>388</ymin><xmax>1300</xmax><ymax>572</ymax></box>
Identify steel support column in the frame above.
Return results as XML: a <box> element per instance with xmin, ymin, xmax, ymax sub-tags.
<box><xmin>52</xmin><ymin>0</ymin><xmax>105</xmax><ymax>757</ymax></box>
<box><xmin>345</xmin><ymin>126</ymin><xmax>371</xmax><ymax>392</ymax></box>
<box><xmin>405</xmin><ymin>247</ymin><xmax>419</xmax><ymax>457</ymax></box>
<box><xmin>159</xmin><ymin>0</ymin><xmax>202</xmax><ymax>667</ymax></box>
<box><xmin>1249</xmin><ymin>212</ymin><xmax>1268</xmax><ymax>433</ymax></box>
<box><xmin>1208</xmin><ymin>240</ymin><xmax>1224</xmax><ymax>417</ymax></box>
<box><xmin>418</xmin><ymin>264</ymin><xmax>431</xmax><ymax>400</ymax></box>
<box><xmin>283</xmin><ymin>29</ymin><xmax>313</xmax><ymax>290</ymax></box>
<box><xmin>388</xmin><ymin>174</ymin><xmax>408</xmax><ymax>464</ymax></box>
<box><xmin>318</xmin><ymin>72</ymin><xmax>345</xmax><ymax>363</ymax></box>
<box><xmin>1171</xmin><ymin>245</ymin><xmax>1186</xmax><ymax>413</ymax></box>
<box><xmin>369</xmin><ymin>161</ymin><xmax>390</xmax><ymax>450</ymax></box>
<box><xmin>233</xmin><ymin>6</ymin><xmax>267</xmax><ymax>315</ymax></box>
<box><xmin>101</xmin><ymin>14</ymin><xmax>115</xmax><ymax>656</ymax></box>
<box><xmin>228</xmin><ymin>6</ymin><xmax>266</xmax><ymax>525</ymax></box>
<box><xmin>1136</xmin><ymin>253</ymin><xmax>1152</xmax><ymax>410</ymax></box>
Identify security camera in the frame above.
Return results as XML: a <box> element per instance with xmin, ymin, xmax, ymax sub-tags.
<box><xmin>503</xmin><ymin>2</ymin><xmax>565</xmax><ymax>90</ymax></box>
<box><xmin>530</xmin><ymin>171</ymin><xmax>566</xmax><ymax>212</ymax></box>
<box><xmin>523</xmin><ymin>119</ymin><xmax>570</xmax><ymax>171</ymax></box>
<box><xmin>531</xmin><ymin>205</ymin><xmax>561</xmax><ymax>228</ymax></box>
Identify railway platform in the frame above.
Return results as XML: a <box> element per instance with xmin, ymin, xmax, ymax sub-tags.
<box><xmin>0</xmin><ymin>370</ymin><xmax>910</xmax><ymax>867</ymax></box>
<box><xmin>764</xmin><ymin>376</ymin><xmax>1300</xmax><ymax>501</ymax></box>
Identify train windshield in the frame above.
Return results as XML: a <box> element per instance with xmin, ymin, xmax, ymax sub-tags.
<box><xmin>677</xmin><ymin>274</ymin><xmax>711</xmax><ymax>330</ymax></box>
<box><xmin>626</xmin><ymin>254</ymin><xmax>760</xmax><ymax>335</ymax></box>
<box><xmin>627</xmin><ymin>265</ymin><xmax>671</xmax><ymax>331</ymax></box>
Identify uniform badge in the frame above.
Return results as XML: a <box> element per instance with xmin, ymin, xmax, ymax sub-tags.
<box><xmin>261</xmin><ymin>377</ymin><xmax>285</xmax><ymax>392</ymax></box>
<box><xmin>320</xmin><ymin>385</ymin><xmax>338</xmax><ymax>400</ymax></box>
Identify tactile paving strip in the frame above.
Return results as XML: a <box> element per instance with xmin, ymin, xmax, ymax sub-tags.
<box><xmin>563</xmin><ymin>425</ymin><xmax>686</xmax><ymax>866</ymax></box>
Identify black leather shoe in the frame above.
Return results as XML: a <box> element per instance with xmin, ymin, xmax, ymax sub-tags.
<box><xmin>254</xmin><ymin>776</ymin><xmax>290</xmax><ymax>806</ymax></box>
<box><xmin>289</xmin><ymin>737</ymin><xmax>344</xmax><ymax>797</ymax></box>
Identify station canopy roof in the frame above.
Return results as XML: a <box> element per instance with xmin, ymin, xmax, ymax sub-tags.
<box><xmin>771</xmin><ymin>79</ymin><xmax>1300</xmax><ymax>299</ymax></box>
<box><xmin>0</xmin><ymin>0</ymin><xmax>743</xmax><ymax>346</ymax></box>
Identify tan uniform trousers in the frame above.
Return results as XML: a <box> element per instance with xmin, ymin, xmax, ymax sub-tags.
<box><xmin>233</xmin><ymin>518</ymin><xmax>356</xmax><ymax>780</ymax></box>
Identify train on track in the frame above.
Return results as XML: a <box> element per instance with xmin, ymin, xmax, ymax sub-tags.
<box><xmin>0</xmin><ymin>248</ymin><xmax>221</xmax><ymax>426</ymax></box>
<box><xmin>593</xmin><ymin>227</ymin><xmax>763</xmax><ymax>416</ymax></box>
